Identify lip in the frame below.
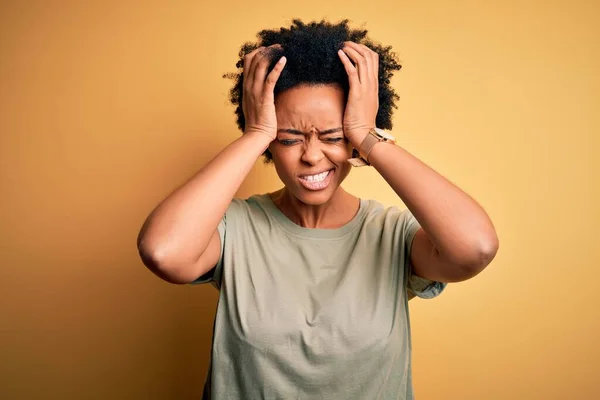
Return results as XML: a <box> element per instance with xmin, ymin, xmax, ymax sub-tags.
<box><xmin>298</xmin><ymin>168</ymin><xmax>334</xmax><ymax>191</ymax></box>
<box><xmin>299</xmin><ymin>168</ymin><xmax>334</xmax><ymax>178</ymax></box>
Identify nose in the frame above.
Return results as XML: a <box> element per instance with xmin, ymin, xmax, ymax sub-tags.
<box><xmin>301</xmin><ymin>138</ymin><xmax>325</xmax><ymax>165</ymax></box>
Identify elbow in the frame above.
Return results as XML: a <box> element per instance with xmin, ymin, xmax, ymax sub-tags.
<box><xmin>137</xmin><ymin>229</ymin><xmax>161</xmax><ymax>270</ymax></box>
<box><xmin>137</xmin><ymin>237</ymin><xmax>193</xmax><ymax>285</ymax></box>
<box><xmin>137</xmin><ymin>240</ymin><xmax>167</xmax><ymax>277</ymax></box>
<box><xmin>137</xmin><ymin>223</ymin><xmax>175</xmax><ymax>273</ymax></box>
<box><xmin>479</xmin><ymin>230</ymin><xmax>500</xmax><ymax>267</ymax></box>
<box><xmin>456</xmin><ymin>233</ymin><xmax>500</xmax><ymax>279</ymax></box>
<box><xmin>136</xmin><ymin>219</ymin><xmax>188</xmax><ymax>284</ymax></box>
<box><xmin>137</xmin><ymin>240</ymin><xmax>164</xmax><ymax>271</ymax></box>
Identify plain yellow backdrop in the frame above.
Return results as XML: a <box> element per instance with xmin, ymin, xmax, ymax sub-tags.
<box><xmin>1</xmin><ymin>1</ymin><xmax>598</xmax><ymax>399</ymax></box>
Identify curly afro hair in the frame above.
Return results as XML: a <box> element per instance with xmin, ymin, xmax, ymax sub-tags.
<box><xmin>223</xmin><ymin>19</ymin><xmax>402</xmax><ymax>162</ymax></box>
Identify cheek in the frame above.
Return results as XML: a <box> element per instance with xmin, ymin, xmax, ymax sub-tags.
<box><xmin>270</xmin><ymin>147</ymin><xmax>297</xmax><ymax>180</ymax></box>
<box><xmin>323</xmin><ymin>142</ymin><xmax>353</xmax><ymax>160</ymax></box>
<box><xmin>270</xmin><ymin>144</ymin><xmax>294</xmax><ymax>163</ymax></box>
<box><xmin>331</xmin><ymin>143</ymin><xmax>353</xmax><ymax>178</ymax></box>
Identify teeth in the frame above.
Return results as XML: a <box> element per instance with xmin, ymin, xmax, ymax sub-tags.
<box><xmin>303</xmin><ymin>170</ymin><xmax>329</xmax><ymax>182</ymax></box>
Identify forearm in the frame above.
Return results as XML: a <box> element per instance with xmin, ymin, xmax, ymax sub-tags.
<box><xmin>336</xmin><ymin>41</ymin><xmax>497</xmax><ymax>272</ymax></box>
<box><xmin>367</xmin><ymin>142</ymin><xmax>499</xmax><ymax>266</ymax></box>
<box><xmin>137</xmin><ymin>131</ymin><xmax>272</xmax><ymax>266</ymax></box>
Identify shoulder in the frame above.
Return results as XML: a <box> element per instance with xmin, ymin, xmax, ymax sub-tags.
<box><xmin>223</xmin><ymin>193</ymin><xmax>274</xmax><ymax>224</ymax></box>
<box><xmin>361</xmin><ymin>198</ymin><xmax>418</xmax><ymax>234</ymax></box>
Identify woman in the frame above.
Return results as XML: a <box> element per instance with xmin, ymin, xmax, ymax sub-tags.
<box><xmin>137</xmin><ymin>19</ymin><xmax>499</xmax><ymax>400</ymax></box>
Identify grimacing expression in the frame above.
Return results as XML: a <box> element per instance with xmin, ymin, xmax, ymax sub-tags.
<box><xmin>269</xmin><ymin>84</ymin><xmax>353</xmax><ymax>205</ymax></box>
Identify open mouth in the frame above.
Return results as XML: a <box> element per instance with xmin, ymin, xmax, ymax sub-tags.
<box><xmin>298</xmin><ymin>169</ymin><xmax>334</xmax><ymax>191</ymax></box>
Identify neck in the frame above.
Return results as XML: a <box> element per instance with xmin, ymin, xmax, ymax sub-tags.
<box><xmin>270</xmin><ymin>187</ymin><xmax>359</xmax><ymax>229</ymax></box>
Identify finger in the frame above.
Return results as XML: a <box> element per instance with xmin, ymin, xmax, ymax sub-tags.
<box><xmin>372</xmin><ymin>51</ymin><xmax>379</xmax><ymax>81</ymax></box>
<box><xmin>340</xmin><ymin>45</ymin><xmax>369</xmax><ymax>84</ymax></box>
<box><xmin>350</xmin><ymin>42</ymin><xmax>378</xmax><ymax>80</ymax></box>
<box><xmin>250</xmin><ymin>47</ymin><xmax>270</xmax><ymax>86</ymax></box>
<box><xmin>337</xmin><ymin>49</ymin><xmax>360</xmax><ymax>86</ymax></box>
<box><xmin>253</xmin><ymin>44</ymin><xmax>282</xmax><ymax>90</ymax></box>
<box><xmin>356</xmin><ymin>43</ymin><xmax>379</xmax><ymax>81</ymax></box>
<box><xmin>346</xmin><ymin>41</ymin><xmax>371</xmax><ymax>58</ymax></box>
<box><xmin>243</xmin><ymin>47</ymin><xmax>263</xmax><ymax>78</ymax></box>
<box><xmin>348</xmin><ymin>42</ymin><xmax>379</xmax><ymax>83</ymax></box>
<box><xmin>263</xmin><ymin>55</ymin><xmax>287</xmax><ymax>97</ymax></box>
<box><xmin>252</xmin><ymin>50</ymin><xmax>270</xmax><ymax>90</ymax></box>
<box><xmin>243</xmin><ymin>47</ymin><xmax>265</xmax><ymax>88</ymax></box>
<box><xmin>242</xmin><ymin>47</ymin><xmax>263</xmax><ymax>115</ymax></box>
<box><xmin>342</xmin><ymin>42</ymin><xmax>372</xmax><ymax>82</ymax></box>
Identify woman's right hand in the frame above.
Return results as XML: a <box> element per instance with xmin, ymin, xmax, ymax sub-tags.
<box><xmin>242</xmin><ymin>45</ymin><xmax>287</xmax><ymax>140</ymax></box>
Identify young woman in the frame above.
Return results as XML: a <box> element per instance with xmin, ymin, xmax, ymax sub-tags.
<box><xmin>137</xmin><ymin>19</ymin><xmax>499</xmax><ymax>400</ymax></box>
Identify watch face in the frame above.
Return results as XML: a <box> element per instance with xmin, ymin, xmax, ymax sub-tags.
<box><xmin>374</xmin><ymin>127</ymin><xmax>396</xmax><ymax>141</ymax></box>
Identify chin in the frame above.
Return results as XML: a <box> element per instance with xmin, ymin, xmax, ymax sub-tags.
<box><xmin>294</xmin><ymin>189</ymin><xmax>336</xmax><ymax>206</ymax></box>
<box><xmin>290</xmin><ymin>176</ymin><xmax>344</xmax><ymax>205</ymax></box>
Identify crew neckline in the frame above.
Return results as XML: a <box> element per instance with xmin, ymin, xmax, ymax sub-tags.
<box><xmin>251</xmin><ymin>193</ymin><xmax>369</xmax><ymax>239</ymax></box>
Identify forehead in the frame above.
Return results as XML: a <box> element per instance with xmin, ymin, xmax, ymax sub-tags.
<box><xmin>274</xmin><ymin>84</ymin><xmax>345</xmax><ymax>125</ymax></box>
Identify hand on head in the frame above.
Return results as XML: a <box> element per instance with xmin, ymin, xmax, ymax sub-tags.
<box><xmin>241</xmin><ymin>41</ymin><xmax>380</xmax><ymax>147</ymax></box>
<box><xmin>337</xmin><ymin>41</ymin><xmax>380</xmax><ymax>145</ymax></box>
<box><xmin>241</xmin><ymin>44</ymin><xmax>286</xmax><ymax>141</ymax></box>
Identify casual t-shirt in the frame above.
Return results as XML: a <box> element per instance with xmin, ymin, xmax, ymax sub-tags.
<box><xmin>192</xmin><ymin>193</ymin><xmax>446</xmax><ymax>399</ymax></box>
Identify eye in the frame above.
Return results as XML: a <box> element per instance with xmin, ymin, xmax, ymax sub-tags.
<box><xmin>279</xmin><ymin>139</ymin><xmax>300</xmax><ymax>146</ymax></box>
<box><xmin>324</xmin><ymin>137</ymin><xmax>344</xmax><ymax>143</ymax></box>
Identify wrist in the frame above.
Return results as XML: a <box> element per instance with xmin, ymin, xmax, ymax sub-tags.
<box><xmin>240</xmin><ymin>130</ymin><xmax>274</xmax><ymax>153</ymax></box>
<box><xmin>346</xmin><ymin>128</ymin><xmax>373</xmax><ymax>149</ymax></box>
<box><xmin>346</xmin><ymin>127</ymin><xmax>397</xmax><ymax>167</ymax></box>
<box><xmin>243</xmin><ymin>129</ymin><xmax>275</xmax><ymax>143</ymax></box>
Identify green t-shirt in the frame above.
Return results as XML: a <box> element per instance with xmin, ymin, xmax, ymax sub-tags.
<box><xmin>193</xmin><ymin>193</ymin><xmax>446</xmax><ymax>399</ymax></box>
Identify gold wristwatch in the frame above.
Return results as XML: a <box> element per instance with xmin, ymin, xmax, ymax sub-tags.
<box><xmin>347</xmin><ymin>127</ymin><xmax>396</xmax><ymax>167</ymax></box>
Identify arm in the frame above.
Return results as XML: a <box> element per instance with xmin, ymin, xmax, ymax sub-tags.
<box><xmin>137</xmin><ymin>131</ymin><xmax>271</xmax><ymax>284</ymax></box>
<box><xmin>338</xmin><ymin>42</ymin><xmax>499</xmax><ymax>283</ymax></box>
<box><xmin>137</xmin><ymin>46</ymin><xmax>286</xmax><ymax>284</ymax></box>
<box><xmin>370</xmin><ymin>144</ymin><xmax>499</xmax><ymax>282</ymax></box>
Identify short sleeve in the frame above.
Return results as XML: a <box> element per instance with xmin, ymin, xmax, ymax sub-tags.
<box><xmin>402</xmin><ymin>211</ymin><xmax>447</xmax><ymax>300</ymax></box>
<box><xmin>189</xmin><ymin>214</ymin><xmax>227</xmax><ymax>289</ymax></box>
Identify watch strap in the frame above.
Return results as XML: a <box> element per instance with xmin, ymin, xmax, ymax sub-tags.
<box><xmin>347</xmin><ymin>128</ymin><xmax>394</xmax><ymax>167</ymax></box>
<box><xmin>358</xmin><ymin>132</ymin><xmax>381</xmax><ymax>162</ymax></box>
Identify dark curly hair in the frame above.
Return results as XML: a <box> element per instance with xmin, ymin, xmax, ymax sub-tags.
<box><xmin>223</xmin><ymin>19</ymin><xmax>402</xmax><ymax>162</ymax></box>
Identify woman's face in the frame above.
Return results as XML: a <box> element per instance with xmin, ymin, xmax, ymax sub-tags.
<box><xmin>269</xmin><ymin>84</ymin><xmax>353</xmax><ymax>206</ymax></box>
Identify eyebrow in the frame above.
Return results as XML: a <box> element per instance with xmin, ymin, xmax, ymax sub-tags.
<box><xmin>277</xmin><ymin>127</ymin><xmax>343</xmax><ymax>135</ymax></box>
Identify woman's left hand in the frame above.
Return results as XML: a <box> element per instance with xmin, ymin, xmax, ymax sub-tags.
<box><xmin>337</xmin><ymin>41</ymin><xmax>379</xmax><ymax>147</ymax></box>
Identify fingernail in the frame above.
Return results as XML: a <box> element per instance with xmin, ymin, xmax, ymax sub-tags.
<box><xmin>279</xmin><ymin>56</ymin><xmax>286</xmax><ymax>63</ymax></box>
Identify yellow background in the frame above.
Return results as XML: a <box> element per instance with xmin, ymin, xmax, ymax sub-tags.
<box><xmin>1</xmin><ymin>1</ymin><xmax>598</xmax><ymax>399</ymax></box>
